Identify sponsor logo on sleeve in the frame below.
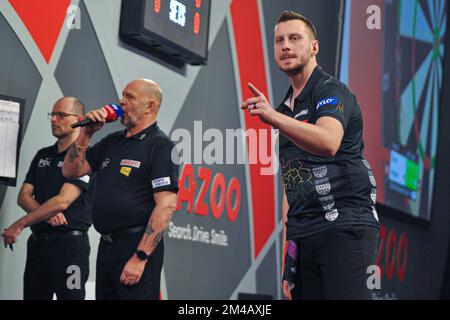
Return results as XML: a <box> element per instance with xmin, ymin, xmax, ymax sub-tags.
<box><xmin>316</xmin><ymin>97</ymin><xmax>338</xmax><ymax>109</ymax></box>
<box><xmin>152</xmin><ymin>177</ymin><xmax>171</xmax><ymax>189</ymax></box>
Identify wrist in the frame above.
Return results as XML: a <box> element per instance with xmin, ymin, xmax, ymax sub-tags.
<box><xmin>271</xmin><ymin>111</ymin><xmax>282</xmax><ymax>129</ymax></box>
<box><xmin>14</xmin><ymin>218</ymin><xmax>27</xmax><ymax>230</ymax></box>
<box><xmin>134</xmin><ymin>249</ymin><xmax>150</xmax><ymax>262</ymax></box>
<box><xmin>74</xmin><ymin>135</ymin><xmax>90</xmax><ymax>151</ymax></box>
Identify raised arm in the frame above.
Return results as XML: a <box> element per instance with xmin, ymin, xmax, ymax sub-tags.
<box><xmin>63</xmin><ymin>141</ymin><xmax>93</xmax><ymax>179</ymax></box>
<box><xmin>63</xmin><ymin>108</ymin><xmax>107</xmax><ymax>178</ymax></box>
<box><xmin>241</xmin><ymin>82</ymin><xmax>345</xmax><ymax>157</ymax></box>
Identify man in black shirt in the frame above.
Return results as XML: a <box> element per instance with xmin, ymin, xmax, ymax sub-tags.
<box><xmin>241</xmin><ymin>11</ymin><xmax>380</xmax><ymax>299</ymax></box>
<box><xmin>62</xmin><ymin>79</ymin><xmax>178</xmax><ymax>300</ymax></box>
<box><xmin>2</xmin><ymin>97</ymin><xmax>93</xmax><ymax>300</ymax></box>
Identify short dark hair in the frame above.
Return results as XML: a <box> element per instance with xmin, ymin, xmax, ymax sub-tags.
<box><xmin>276</xmin><ymin>10</ymin><xmax>318</xmax><ymax>40</ymax></box>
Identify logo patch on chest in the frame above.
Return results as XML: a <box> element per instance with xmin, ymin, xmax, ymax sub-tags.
<box><xmin>120</xmin><ymin>167</ymin><xmax>132</xmax><ymax>177</ymax></box>
<box><xmin>294</xmin><ymin>109</ymin><xmax>308</xmax><ymax>118</ymax></box>
<box><xmin>38</xmin><ymin>158</ymin><xmax>51</xmax><ymax>168</ymax></box>
<box><xmin>101</xmin><ymin>158</ymin><xmax>110</xmax><ymax>170</ymax></box>
<box><xmin>120</xmin><ymin>159</ymin><xmax>141</xmax><ymax>168</ymax></box>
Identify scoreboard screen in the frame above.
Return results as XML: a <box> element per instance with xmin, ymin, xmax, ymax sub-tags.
<box><xmin>120</xmin><ymin>0</ymin><xmax>211</xmax><ymax>66</ymax></box>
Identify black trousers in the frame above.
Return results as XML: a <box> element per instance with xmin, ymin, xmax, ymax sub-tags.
<box><xmin>96</xmin><ymin>232</ymin><xmax>164</xmax><ymax>300</ymax></box>
<box><xmin>23</xmin><ymin>233</ymin><xmax>90</xmax><ymax>300</ymax></box>
<box><xmin>291</xmin><ymin>225</ymin><xmax>379</xmax><ymax>300</ymax></box>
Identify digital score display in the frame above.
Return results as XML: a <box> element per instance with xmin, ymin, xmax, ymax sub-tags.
<box><xmin>120</xmin><ymin>0</ymin><xmax>211</xmax><ymax>66</ymax></box>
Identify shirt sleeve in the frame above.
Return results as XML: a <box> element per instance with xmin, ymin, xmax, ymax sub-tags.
<box><xmin>64</xmin><ymin>174</ymin><xmax>91</xmax><ymax>191</ymax></box>
<box><xmin>86</xmin><ymin>136</ymin><xmax>110</xmax><ymax>173</ymax></box>
<box><xmin>148</xmin><ymin>137</ymin><xmax>180</xmax><ymax>193</ymax></box>
<box><xmin>312</xmin><ymin>82</ymin><xmax>354</xmax><ymax>130</ymax></box>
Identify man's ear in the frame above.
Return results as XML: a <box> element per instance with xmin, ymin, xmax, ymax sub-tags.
<box><xmin>312</xmin><ymin>39</ymin><xmax>319</xmax><ymax>56</ymax></box>
<box><xmin>146</xmin><ymin>99</ymin><xmax>157</xmax><ymax>114</ymax></box>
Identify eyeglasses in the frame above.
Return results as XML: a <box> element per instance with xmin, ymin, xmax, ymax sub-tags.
<box><xmin>47</xmin><ymin>112</ymin><xmax>80</xmax><ymax>120</ymax></box>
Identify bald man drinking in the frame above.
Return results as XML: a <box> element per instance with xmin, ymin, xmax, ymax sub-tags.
<box><xmin>63</xmin><ymin>79</ymin><xmax>179</xmax><ymax>300</ymax></box>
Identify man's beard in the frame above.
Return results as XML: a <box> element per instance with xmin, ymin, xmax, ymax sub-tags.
<box><xmin>120</xmin><ymin>115</ymin><xmax>136</xmax><ymax>129</ymax></box>
<box><xmin>278</xmin><ymin>53</ymin><xmax>311</xmax><ymax>77</ymax></box>
<box><xmin>280</xmin><ymin>63</ymin><xmax>304</xmax><ymax>77</ymax></box>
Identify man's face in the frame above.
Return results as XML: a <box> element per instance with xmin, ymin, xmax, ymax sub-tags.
<box><xmin>274</xmin><ymin>20</ymin><xmax>318</xmax><ymax>76</ymax></box>
<box><xmin>50</xmin><ymin>100</ymin><xmax>79</xmax><ymax>138</ymax></box>
<box><xmin>119</xmin><ymin>81</ymin><xmax>152</xmax><ymax>129</ymax></box>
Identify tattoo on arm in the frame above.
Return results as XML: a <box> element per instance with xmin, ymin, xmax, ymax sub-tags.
<box><xmin>68</xmin><ymin>143</ymin><xmax>86</xmax><ymax>166</ymax></box>
<box><xmin>152</xmin><ymin>231</ymin><xmax>164</xmax><ymax>248</ymax></box>
<box><xmin>143</xmin><ymin>223</ymin><xmax>155</xmax><ymax>246</ymax></box>
<box><xmin>143</xmin><ymin>220</ymin><xmax>165</xmax><ymax>249</ymax></box>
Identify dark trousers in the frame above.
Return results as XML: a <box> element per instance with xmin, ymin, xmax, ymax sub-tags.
<box><xmin>291</xmin><ymin>225</ymin><xmax>379</xmax><ymax>300</ymax></box>
<box><xmin>96</xmin><ymin>232</ymin><xmax>164</xmax><ymax>300</ymax></box>
<box><xmin>23</xmin><ymin>233</ymin><xmax>90</xmax><ymax>300</ymax></box>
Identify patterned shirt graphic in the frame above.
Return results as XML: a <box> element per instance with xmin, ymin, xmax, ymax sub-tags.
<box><xmin>277</xmin><ymin>66</ymin><xmax>380</xmax><ymax>239</ymax></box>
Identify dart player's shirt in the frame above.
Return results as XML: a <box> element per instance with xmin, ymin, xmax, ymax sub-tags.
<box><xmin>86</xmin><ymin>122</ymin><xmax>179</xmax><ymax>234</ymax></box>
<box><xmin>276</xmin><ymin>66</ymin><xmax>380</xmax><ymax>240</ymax></box>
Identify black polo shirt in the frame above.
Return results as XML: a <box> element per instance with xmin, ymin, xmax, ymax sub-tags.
<box><xmin>86</xmin><ymin>122</ymin><xmax>179</xmax><ymax>234</ymax></box>
<box><xmin>24</xmin><ymin>144</ymin><xmax>93</xmax><ymax>233</ymax></box>
<box><xmin>276</xmin><ymin>66</ymin><xmax>380</xmax><ymax>239</ymax></box>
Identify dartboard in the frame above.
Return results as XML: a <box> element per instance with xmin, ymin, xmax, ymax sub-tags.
<box><xmin>382</xmin><ymin>0</ymin><xmax>447</xmax><ymax>219</ymax></box>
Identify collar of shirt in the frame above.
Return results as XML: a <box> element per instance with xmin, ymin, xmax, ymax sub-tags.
<box><xmin>51</xmin><ymin>142</ymin><xmax>70</xmax><ymax>157</ymax></box>
<box><xmin>279</xmin><ymin>65</ymin><xmax>324</xmax><ymax>111</ymax></box>
<box><xmin>122</xmin><ymin>121</ymin><xmax>158</xmax><ymax>141</ymax></box>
